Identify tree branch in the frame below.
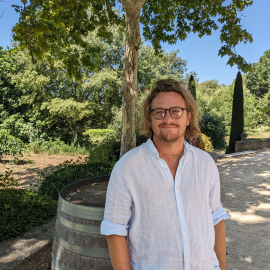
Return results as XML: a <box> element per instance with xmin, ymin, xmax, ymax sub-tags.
<box><xmin>104</xmin><ymin>0</ymin><xmax>111</xmax><ymax>27</ymax></box>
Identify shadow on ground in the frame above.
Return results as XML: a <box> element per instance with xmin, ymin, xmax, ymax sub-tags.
<box><xmin>217</xmin><ymin>149</ymin><xmax>270</xmax><ymax>270</ymax></box>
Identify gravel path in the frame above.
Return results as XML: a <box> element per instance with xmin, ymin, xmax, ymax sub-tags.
<box><xmin>217</xmin><ymin>149</ymin><xmax>270</xmax><ymax>270</ymax></box>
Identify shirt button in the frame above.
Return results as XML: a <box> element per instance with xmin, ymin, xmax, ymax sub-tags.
<box><xmin>184</xmin><ymin>232</ymin><xmax>186</xmax><ymax>235</ymax></box>
<box><xmin>165</xmin><ymin>168</ymin><xmax>168</xmax><ymax>170</ymax></box>
<box><xmin>178</xmin><ymin>208</ymin><xmax>181</xmax><ymax>211</ymax></box>
<box><xmin>186</xmin><ymin>256</ymin><xmax>188</xmax><ymax>259</ymax></box>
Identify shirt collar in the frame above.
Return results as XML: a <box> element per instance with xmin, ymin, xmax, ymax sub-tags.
<box><xmin>146</xmin><ymin>138</ymin><xmax>191</xmax><ymax>159</ymax></box>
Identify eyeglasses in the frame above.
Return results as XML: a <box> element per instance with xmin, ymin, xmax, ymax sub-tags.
<box><xmin>151</xmin><ymin>107</ymin><xmax>187</xmax><ymax>120</ymax></box>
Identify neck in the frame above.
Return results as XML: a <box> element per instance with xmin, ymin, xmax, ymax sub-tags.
<box><xmin>152</xmin><ymin>135</ymin><xmax>185</xmax><ymax>163</ymax></box>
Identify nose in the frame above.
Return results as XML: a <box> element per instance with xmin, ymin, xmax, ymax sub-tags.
<box><xmin>163</xmin><ymin>109</ymin><xmax>174</xmax><ymax>122</ymax></box>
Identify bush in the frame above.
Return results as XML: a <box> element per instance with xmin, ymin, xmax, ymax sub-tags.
<box><xmin>0</xmin><ymin>114</ymin><xmax>46</xmax><ymax>144</ymax></box>
<box><xmin>27</xmin><ymin>137</ymin><xmax>89</xmax><ymax>156</ymax></box>
<box><xmin>0</xmin><ymin>130</ymin><xmax>26</xmax><ymax>160</ymax></box>
<box><xmin>199</xmin><ymin>133</ymin><xmax>214</xmax><ymax>152</ymax></box>
<box><xmin>83</xmin><ymin>129</ymin><xmax>113</xmax><ymax>149</ymax></box>
<box><xmin>37</xmin><ymin>158</ymin><xmax>113</xmax><ymax>200</ymax></box>
<box><xmin>200</xmin><ymin>110</ymin><xmax>227</xmax><ymax>149</ymax></box>
<box><xmin>83</xmin><ymin>129</ymin><xmax>112</xmax><ymax>139</ymax></box>
<box><xmin>0</xmin><ymin>170</ymin><xmax>57</xmax><ymax>242</ymax></box>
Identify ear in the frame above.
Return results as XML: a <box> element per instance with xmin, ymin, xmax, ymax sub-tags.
<box><xmin>186</xmin><ymin>111</ymin><xmax>192</xmax><ymax>126</ymax></box>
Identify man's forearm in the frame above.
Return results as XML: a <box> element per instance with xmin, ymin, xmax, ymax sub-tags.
<box><xmin>214</xmin><ymin>220</ymin><xmax>226</xmax><ymax>270</ymax></box>
<box><xmin>106</xmin><ymin>235</ymin><xmax>132</xmax><ymax>270</ymax></box>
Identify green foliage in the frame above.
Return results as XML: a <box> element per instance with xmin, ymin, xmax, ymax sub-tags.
<box><xmin>12</xmin><ymin>1</ymin><xmax>124</xmax><ymax>80</ymax></box>
<box><xmin>28</xmin><ymin>138</ymin><xmax>89</xmax><ymax>156</ymax></box>
<box><xmin>198</xmin><ymin>133</ymin><xmax>214</xmax><ymax>152</ymax></box>
<box><xmin>37</xmin><ymin>159</ymin><xmax>112</xmax><ymax>200</ymax></box>
<box><xmin>188</xmin><ymin>75</ymin><xmax>196</xmax><ymax>100</ymax></box>
<box><xmin>83</xmin><ymin>129</ymin><xmax>112</xmax><ymax>139</ymax></box>
<box><xmin>0</xmin><ymin>114</ymin><xmax>45</xmax><ymax>144</ymax></box>
<box><xmin>12</xmin><ymin>1</ymin><xmax>253</xmax><ymax>80</ymax></box>
<box><xmin>0</xmin><ymin>130</ymin><xmax>26</xmax><ymax>160</ymax></box>
<box><xmin>141</xmin><ymin>1</ymin><xmax>254</xmax><ymax>72</ymax></box>
<box><xmin>83</xmin><ymin>129</ymin><xmax>113</xmax><ymax>147</ymax></box>
<box><xmin>200</xmin><ymin>110</ymin><xmax>227</xmax><ymax>149</ymax></box>
<box><xmin>0</xmin><ymin>170</ymin><xmax>19</xmax><ymax>189</ymax></box>
<box><xmin>40</xmin><ymin>98</ymin><xmax>95</xmax><ymax>141</ymax></box>
<box><xmin>138</xmin><ymin>45</ymin><xmax>187</xmax><ymax>91</ymax></box>
<box><xmin>246</xmin><ymin>50</ymin><xmax>270</xmax><ymax>97</ymax></box>
<box><xmin>257</xmin><ymin>91</ymin><xmax>270</xmax><ymax>126</ymax></box>
<box><xmin>227</xmin><ymin>72</ymin><xmax>244</xmax><ymax>154</ymax></box>
<box><xmin>0</xmin><ymin>170</ymin><xmax>57</xmax><ymax>242</ymax></box>
<box><xmin>0</xmin><ymin>47</ymin><xmax>30</xmax><ymax>116</ymax></box>
<box><xmin>197</xmin><ymin>79</ymin><xmax>264</xmax><ymax>133</ymax></box>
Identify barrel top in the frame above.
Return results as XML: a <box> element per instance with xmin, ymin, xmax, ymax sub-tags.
<box><xmin>59</xmin><ymin>175</ymin><xmax>110</xmax><ymax>199</ymax></box>
<box><xmin>66</xmin><ymin>181</ymin><xmax>108</xmax><ymax>207</ymax></box>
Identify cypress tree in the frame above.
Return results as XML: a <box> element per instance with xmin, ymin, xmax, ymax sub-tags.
<box><xmin>227</xmin><ymin>71</ymin><xmax>244</xmax><ymax>153</ymax></box>
<box><xmin>188</xmin><ymin>75</ymin><xmax>196</xmax><ymax>100</ymax></box>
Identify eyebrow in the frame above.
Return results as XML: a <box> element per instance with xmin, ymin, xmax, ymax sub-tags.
<box><xmin>151</xmin><ymin>106</ymin><xmax>183</xmax><ymax>110</ymax></box>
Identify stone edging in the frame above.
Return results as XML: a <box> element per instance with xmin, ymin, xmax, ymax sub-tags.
<box><xmin>219</xmin><ymin>150</ymin><xmax>256</xmax><ymax>159</ymax></box>
<box><xmin>235</xmin><ymin>138</ymin><xmax>270</xmax><ymax>152</ymax></box>
<box><xmin>0</xmin><ymin>217</ymin><xmax>56</xmax><ymax>270</ymax></box>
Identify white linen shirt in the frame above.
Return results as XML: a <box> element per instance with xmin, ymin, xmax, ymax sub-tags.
<box><xmin>101</xmin><ymin>139</ymin><xmax>230</xmax><ymax>270</ymax></box>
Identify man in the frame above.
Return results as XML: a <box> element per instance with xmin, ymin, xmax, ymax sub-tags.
<box><xmin>101</xmin><ymin>79</ymin><xmax>230</xmax><ymax>270</ymax></box>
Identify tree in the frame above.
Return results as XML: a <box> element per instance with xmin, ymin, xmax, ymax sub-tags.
<box><xmin>188</xmin><ymin>75</ymin><xmax>196</xmax><ymax>100</ymax></box>
<box><xmin>12</xmin><ymin>0</ymin><xmax>254</xmax><ymax>156</ymax></box>
<box><xmin>138</xmin><ymin>45</ymin><xmax>187</xmax><ymax>91</ymax></box>
<box><xmin>246</xmin><ymin>49</ymin><xmax>270</xmax><ymax>97</ymax></box>
<box><xmin>227</xmin><ymin>71</ymin><xmax>244</xmax><ymax>153</ymax></box>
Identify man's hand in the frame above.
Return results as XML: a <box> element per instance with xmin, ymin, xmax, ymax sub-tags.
<box><xmin>214</xmin><ymin>220</ymin><xmax>226</xmax><ymax>270</ymax></box>
<box><xmin>106</xmin><ymin>235</ymin><xmax>132</xmax><ymax>270</ymax></box>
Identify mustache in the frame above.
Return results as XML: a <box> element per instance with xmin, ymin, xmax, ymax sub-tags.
<box><xmin>158</xmin><ymin>123</ymin><xmax>179</xmax><ymax>128</ymax></box>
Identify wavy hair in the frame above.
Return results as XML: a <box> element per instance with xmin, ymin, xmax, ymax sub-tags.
<box><xmin>140</xmin><ymin>79</ymin><xmax>201</xmax><ymax>140</ymax></box>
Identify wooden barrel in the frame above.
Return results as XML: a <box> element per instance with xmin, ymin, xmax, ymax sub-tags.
<box><xmin>51</xmin><ymin>175</ymin><xmax>112</xmax><ymax>270</ymax></box>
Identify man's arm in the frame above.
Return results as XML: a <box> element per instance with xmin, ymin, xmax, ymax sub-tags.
<box><xmin>214</xmin><ymin>220</ymin><xmax>226</xmax><ymax>270</ymax></box>
<box><xmin>106</xmin><ymin>235</ymin><xmax>132</xmax><ymax>270</ymax></box>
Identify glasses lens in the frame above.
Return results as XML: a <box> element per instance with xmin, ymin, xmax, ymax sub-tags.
<box><xmin>170</xmin><ymin>108</ymin><xmax>182</xmax><ymax>119</ymax></box>
<box><xmin>153</xmin><ymin>109</ymin><xmax>165</xmax><ymax>119</ymax></box>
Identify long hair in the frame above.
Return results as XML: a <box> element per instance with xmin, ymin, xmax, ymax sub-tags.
<box><xmin>140</xmin><ymin>79</ymin><xmax>201</xmax><ymax>139</ymax></box>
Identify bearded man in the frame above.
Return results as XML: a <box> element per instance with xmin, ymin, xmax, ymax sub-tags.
<box><xmin>101</xmin><ymin>79</ymin><xmax>230</xmax><ymax>270</ymax></box>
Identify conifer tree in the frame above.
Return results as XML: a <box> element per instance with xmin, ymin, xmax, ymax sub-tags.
<box><xmin>188</xmin><ymin>75</ymin><xmax>196</xmax><ymax>100</ymax></box>
<box><xmin>227</xmin><ymin>71</ymin><xmax>244</xmax><ymax>153</ymax></box>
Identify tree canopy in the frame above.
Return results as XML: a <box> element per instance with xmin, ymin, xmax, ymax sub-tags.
<box><xmin>12</xmin><ymin>0</ymin><xmax>254</xmax><ymax>155</ymax></box>
<box><xmin>12</xmin><ymin>0</ymin><xmax>254</xmax><ymax>73</ymax></box>
<box><xmin>246</xmin><ymin>49</ymin><xmax>270</xmax><ymax>97</ymax></box>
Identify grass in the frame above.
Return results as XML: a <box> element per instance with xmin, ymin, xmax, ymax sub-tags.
<box><xmin>214</xmin><ymin>125</ymin><xmax>270</xmax><ymax>155</ymax></box>
<box><xmin>246</xmin><ymin>126</ymin><xmax>270</xmax><ymax>139</ymax></box>
<box><xmin>27</xmin><ymin>139</ymin><xmax>90</xmax><ymax>156</ymax></box>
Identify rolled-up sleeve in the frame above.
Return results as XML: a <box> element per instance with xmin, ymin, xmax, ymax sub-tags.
<box><xmin>100</xmin><ymin>163</ymin><xmax>132</xmax><ymax>236</ymax></box>
<box><xmin>209</xmin><ymin>166</ymin><xmax>230</xmax><ymax>226</ymax></box>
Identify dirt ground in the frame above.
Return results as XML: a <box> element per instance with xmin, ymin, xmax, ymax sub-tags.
<box><xmin>217</xmin><ymin>149</ymin><xmax>270</xmax><ymax>270</ymax></box>
<box><xmin>1</xmin><ymin>150</ymin><xmax>269</xmax><ymax>269</ymax></box>
<box><xmin>0</xmin><ymin>153</ymin><xmax>87</xmax><ymax>190</ymax></box>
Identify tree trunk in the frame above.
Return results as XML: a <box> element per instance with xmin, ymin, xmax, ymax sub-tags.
<box><xmin>120</xmin><ymin>0</ymin><xmax>146</xmax><ymax>157</ymax></box>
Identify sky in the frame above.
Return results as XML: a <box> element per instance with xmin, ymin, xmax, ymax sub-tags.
<box><xmin>1</xmin><ymin>0</ymin><xmax>270</xmax><ymax>86</ymax></box>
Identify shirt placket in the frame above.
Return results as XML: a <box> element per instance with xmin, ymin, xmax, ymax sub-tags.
<box><xmin>175</xmin><ymin>157</ymin><xmax>191</xmax><ymax>270</ymax></box>
<box><xmin>158</xmin><ymin>157</ymin><xmax>191</xmax><ymax>270</ymax></box>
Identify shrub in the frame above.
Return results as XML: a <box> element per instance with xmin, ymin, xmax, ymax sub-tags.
<box><xmin>0</xmin><ymin>170</ymin><xmax>57</xmax><ymax>242</ymax></box>
<box><xmin>200</xmin><ymin>110</ymin><xmax>227</xmax><ymax>149</ymax></box>
<box><xmin>37</xmin><ymin>158</ymin><xmax>113</xmax><ymax>200</ymax></box>
<box><xmin>27</xmin><ymin>137</ymin><xmax>89</xmax><ymax>156</ymax></box>
<box><xmin>0</xmin><ymin>114</ymin><xmax>46</xmax><ymax>144</ymax></box>
<box><xmin>0</xmin><ymin>130</ymin><xmax>26</xmax><ymax>160</ymax></box>
<box><xmin>83</xmin><ymin>129</ymin><xmax>113</xmax><ymax>149</ymax></box>
<box><xmin>83</xmin><ymin>129</ymin><xmax>112</xmax><ymax>139</ymax></box>
<box><xmin>199</xmin><ymin>133</ymin><xmax>214</xmax><ymax>152</ymax></box>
